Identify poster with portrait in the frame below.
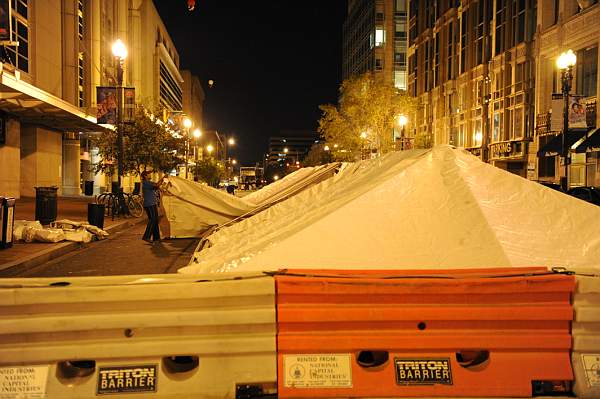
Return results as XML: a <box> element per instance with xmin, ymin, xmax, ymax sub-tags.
<box><xmin>0</xmin><ymin>0</ymin><xmax>10</xmax><ymax>42</ymax></box>
<box><xmin>568</xmin><ymin>96</ymin><xmax>587</xmax><ymax>128</ymax></box>
<box><xmin>96</xmin><ymin>86</ymin><xmax>117</xmax><ymax>125</ymax></box>
<box><xmin>123</xmin><ymin>87</ymin><xmax>136</xmax><ymax>123</ymax></box>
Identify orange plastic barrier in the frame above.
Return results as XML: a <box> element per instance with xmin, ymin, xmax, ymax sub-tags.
<box><xmin>276</xmin><ymin>268</ymin><xmax>575</xmax><ymax>398</ymax></box>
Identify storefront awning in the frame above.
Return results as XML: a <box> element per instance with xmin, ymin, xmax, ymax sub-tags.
<box><xmin>575</xmin><ymin>128</ymin><xmax>600</xmax><ymax>153</ymax></box>
<box><xmin>537</xmin><ymin>128</ymin><xmax>589</xmax><ymax>157</ymax></box>
<box><xmin>0</xmin><ymin>66</ymin><xmax>103</xmax><ymax>132</ymax></box>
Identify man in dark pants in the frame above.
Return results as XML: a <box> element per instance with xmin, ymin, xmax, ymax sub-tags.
<box><xmin>141</xmin><ymin>171</ymin><xmax>161</xmax><ymax>243</ymax></box>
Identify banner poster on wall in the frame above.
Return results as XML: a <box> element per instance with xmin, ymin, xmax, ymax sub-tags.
<box><xmin>123</xmin><ymin>87</ymin><xmax>136</xmax><ymax>123</ymax></box>
<box><xmin>551</xmin><ymin>93</ymin><xmax>587</xmax><ymax>131</ymax></box>
<box><xmin>0</xmin><ymin>0</ymin><xmax>10</xmax><ymax>42</ymax></box>
<box><xmin>568</xmin><ymin>96</ymin><xmax>587</xmax><ymax>128</ymax></box>
<box><xmin>96</xmin><ymin>87</ymin><xmax>118</xmax><ymax>125</ymax></box>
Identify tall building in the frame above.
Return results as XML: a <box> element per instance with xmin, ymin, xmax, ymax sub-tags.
<box><xmin>534</xmin><ymin>0</ymin><xmax>598</xmax><ymax>187</ymax></box>
<box><xmin>407</xmin><ymin>0</ymin><xmax>599</xmax><ymax>183</ymax></box>
<box><xmin>0</xmin><ymin>0</ymin><xmax>202</xmax><ymax>198</ymax></box>
<box><xmin>343</xmin><ymin>0</ymin><xmax>409</xmax><ymax>91</ymax></box>
<box><xmin>266</xmin><ymin>130</ymin><xmax>320</xmax><ymax>169</ymax></box>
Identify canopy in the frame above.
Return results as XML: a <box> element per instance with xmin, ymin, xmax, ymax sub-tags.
<box><xmin>180</xmin><ymin>145</ymin><xmax>600</xmax><ymax>273</ymax></box>
<box><xmin>160</xmin><ymin>163</ymin><xmax>340</xmax><ymax>238</ymax></box>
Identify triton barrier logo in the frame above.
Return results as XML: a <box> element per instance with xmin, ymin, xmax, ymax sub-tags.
<box><xmin>394</xmin><ymin>358</ymin><xmax>453</xmax><ymax>385</ymax></box>
<box><xmin>97</xmin><ymin>365</ymin><xmax>157</xmax><ymax>394</ymax></box>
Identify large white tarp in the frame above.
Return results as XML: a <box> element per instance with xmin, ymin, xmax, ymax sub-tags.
<box><xmin>160</xmin><ymin>163</ymin><xmax>340</xmax><ymax>238</ymax></box>
<box><xmin>180</xmin><ymin>145</ymin><xmax>600</xmax><ymax>273</ymax></box>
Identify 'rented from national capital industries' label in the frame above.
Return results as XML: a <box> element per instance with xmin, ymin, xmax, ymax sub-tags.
<box><xmin>97</xmin><ymin>365</ymin><xmax>157</xmax><ymax>394</ymax></box>
<box><xmin>394</xmin><ymin>358</ymin><xmax>453</xmax><ymax>385</ymax></box>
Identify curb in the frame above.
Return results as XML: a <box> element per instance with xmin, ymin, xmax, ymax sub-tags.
<box><xmin>0</xmin><ymin>218</ymin><xmax>144</xmax><ymax>273</ymax></box>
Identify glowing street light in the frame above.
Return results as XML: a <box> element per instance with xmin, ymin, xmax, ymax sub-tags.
<box><xmin>324</xmin><ymin>145</ymin><xmax>330</xmax><ymax>151</ymax></box>
<box><xmin>397</xmin><ymin>115</ymin><xmax>408</xmax><ymax>150</ymax></box>
<box><xmin>111</xmin><ymin>39</ymin><xmax>128</xmax><ymax>191</ymax></box>
<box><xmin>193</xmin><ymin>128</ymin><xmax>202</xmax><ymax>138</ymax></box>
<box><xmin>556</xmin><ymin>49</ymin><xmax>577</xmax><ymax>191</ymax></box>
<box><xmin>183</xmin><ymin>118</ymin><xmax>193</xmax><ymax>178</ymax></box>
<box><xmin>206</xmin><ymin>144</ymin><xmax>214</xmax><ymax>155</ymax></box>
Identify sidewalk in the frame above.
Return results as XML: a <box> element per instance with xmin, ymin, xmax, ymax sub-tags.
<box><xmin>0</xmin><ymin>195</ymin><xmax>143</xmax><ymax>273</ymax></box>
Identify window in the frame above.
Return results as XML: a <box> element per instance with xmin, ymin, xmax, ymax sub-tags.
<box><xmin>446</xmin><ymin>21</ymin><xmax>454</xmax><ymax>81</ymax></box>
<box><xmin>492</xmin><ymin>112</ymin><xmax>502</xmax><ymax>142</ymax></box>
<box><xmin>434</xmin><ymin>33</ymin><xmax>440</xmax><ymax>86</ymax></box>
<box><xmin>460</xmin><ymin>12</ymin><xmax>467</xmax><ymax>73</ymax></box>
<box><xmin>396</xmin><ymin>0</ymin><xmax>406</xmax><ymax>12</ymax></box>
<box><xmin>375</xmin><ymin>58</ymin><xmax>383</xmax><ymax>71</ymax></box>
<box><xmin>514</xmin><ymin>107</ymin><xmax>523</xmax><ymax>138</ymax></box>
<box><xmin>576</xmin><ymin>46</ymin><xmax>598</xmax><ymax>98</ymax></box>
<box><xmin>78</xmin><ymin>0</ymin><xmax>84</xmax><ymax>40</ymax></box>
<box><xmin>513</xmin><ymin>0</ymin><xmax>526</xmax><ymax>44</ymax></box>
<box><xmin>515</xmin><ymin>62</ymin><xmax>525</xmax><ymax>92</ymax></box>
<box><xmin>78</xmin><ymin>52</ymin><xmax>85</xmax><ymax>107</ymax></box>
<box><xmin>495</xmin><ymin>0</ymin><xmax>505</xmax><ymax>55</ymax></box>
<box><xmin>395</xmin><ymin>20</ymin><xmax>406</xmax><ymax>39</ymax></box>
<box><xmin>4</xmin><ymin>0</ymin><xmax>29</xmax><ymax>73</ymax></box>
<box><xmin>375</xmin><ymin>28</ymin><xmax>385</xmax><ymax>47</ymax></box>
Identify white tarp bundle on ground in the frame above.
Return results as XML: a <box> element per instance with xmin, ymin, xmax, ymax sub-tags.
<box><xmin>180</xmin><ymin>145</ymin><xmax>600</xmax><ymax>274</ymax></box>
<box><xmin>160</xmin><ymin>163</ymin><xmax>340</xmax><ymax>238</ymax></box>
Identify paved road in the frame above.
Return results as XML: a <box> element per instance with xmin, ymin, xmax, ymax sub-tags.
<box><xmin>0</xmin><ymin>223</ymin><xmax>199</xmax><ymax>277</ymax></box>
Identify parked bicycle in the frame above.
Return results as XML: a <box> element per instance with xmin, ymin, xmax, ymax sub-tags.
<box><xmin>95</xmin><ymin>191</ymin><xmax>143</xmax><ymax>219</ymax></box>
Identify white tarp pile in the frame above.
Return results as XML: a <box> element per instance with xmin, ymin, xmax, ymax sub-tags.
<box><xmin>13</xmin><ymin>219</ymin><xmax>109</xmax><ymax>243</ymax></box>
<box><xmin>180</xmin><ymin>145</ymin><xmax>600</xmax><ymax>274</ymax></box>
<box><xmin>160</xmin><ymin>162</ymin><xmax>340</xmax><ymax>238</ymax></box>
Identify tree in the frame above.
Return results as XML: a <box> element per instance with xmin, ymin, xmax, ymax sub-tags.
<box><xmin>193</xmin><ymin>158</ymin><xmax>225</xmax><ymax>187</ymax></box>
<box><xmin>93</xmin><ymin>107</ymin><xmax>185</xmax><ymax>176</ymax></box>
<box><xmin>318</xmin><ymin>72</ymin><xmax>417</xmax><ymax>160</ymax></box>
<box><xmin>303</xmin><ymin>143</ymin><xmax>332</xmax><ymax>167</ymax></box>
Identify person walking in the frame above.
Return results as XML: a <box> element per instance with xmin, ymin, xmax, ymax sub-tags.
<box><xmin>141</xmin><ymin>171</ymin><xmax>161</xmax><ymax>243</ymax></box>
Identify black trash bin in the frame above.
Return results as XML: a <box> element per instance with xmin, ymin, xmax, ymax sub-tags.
<box><xmin>35</xmin><ymin>186</ymin><xmax>58</xmax><ymax>225</ymax></box>
<box><xmin>0</xmin><ymin>197</ymin><xmax>16</xmax><ymax>249</ymax></box>
<box><xmin>84</xmin><ymin>180</ymin><xmax>94</xmax><ymax>196</ymax></box>
<box><xmin>88</xmin><ymin>203</ymin><xmax>105</xmax><ymax>229</ymax></box>
<box><xmin>111</xmin><ymin>181</ymin><xmax>120</xmax><ymax>193</ymax></box>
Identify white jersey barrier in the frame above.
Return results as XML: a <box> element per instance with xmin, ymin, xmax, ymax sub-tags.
<box><xmin>0</xmin><ymin>273</ymin><xmax>276</xmax><ymax>399</ymax></box>
<box><xmin>572</xmin><ymin>272</ymin><xmax>600</xmax><ymax>399</ymax></box>
<box><xmin>1</xmin><ymin>269</ymin><xmax>598</xmax><ymax>398</ymax></box>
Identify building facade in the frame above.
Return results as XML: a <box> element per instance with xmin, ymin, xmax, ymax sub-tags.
<box><xmin>534</xmin><ymin>0</ymin><xmax>599</xmax><ymax>187</ymax></box>
<box><xmin>407</xmin><ymin>0</ymin><xmax>599</xmax><ymax>184</ymax></box>
<box><xmin>344</xmin><ymin>0</ymin><xmax>409</xmax><ymax>91</ymax></box>
<box><xmin>0</xmin><ymin>0</ymin><xmax>200</xmax><ymax>198</ymax></box>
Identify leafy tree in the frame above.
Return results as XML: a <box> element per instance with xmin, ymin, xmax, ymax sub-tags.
<box><xmin>303</xmin><ymin>143</ymin><xmax>333</xmax><ymax>166</ymax></box>
<box><xmin>193</xmin><ymin>158</ymin><xmax>225</xmax><ymax>187</ymax></box>
<box><xmin>93</xmin><ymin>107</ymin><xmax>185</xmax><ymax>176</ymax></box>
<box><xmin>318</xmin><ymin>72</ymin><xmax>417</xmax><ymax>160</ymax></box>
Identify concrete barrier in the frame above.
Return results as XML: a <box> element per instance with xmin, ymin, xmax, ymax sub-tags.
<box><xmin>0</xmin><ymin>273</ymin><xmax>276</xmax><ymax>399</ymax></box>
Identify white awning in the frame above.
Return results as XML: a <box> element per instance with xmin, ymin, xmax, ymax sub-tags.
<box><xmin>0</xmin><ymin>66</ymin><xmax>102</xmax><ymax>132</ymax></box>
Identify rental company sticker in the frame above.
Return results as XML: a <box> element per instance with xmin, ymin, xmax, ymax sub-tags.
<box><xmin>0</xmin><ymin>366</ymin><xmax>49</xmax><ymax>399</ymax></box>
<box><xmin>283</xmin><ymin>354</ymin><xmax>352</xmax><ymax>388</ymax></box>
<box><xmin>97</xmin><ymin>365</ymin><xmax>157</xmax><ymax>395</ymax></box>
<box><xmin>581</xmin><ymin>354</ymin><xmax>600</xmax><ymax>387</ymax></box>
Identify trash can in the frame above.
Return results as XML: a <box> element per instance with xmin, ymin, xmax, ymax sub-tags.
<box><xmin>111</xmin><ymin>181</ymin><xmax>120</xmax><ymax>193</ymax></box>
<box><xmin>35</xmin><ymin>186</ymin><xmax>58</xmax><ymax>225</ymax></box>
<box><xmin>84</xmin><ymin>180</ymin><xmax>94</xmax><ymax>196</ymax></box>
<box><xmin>0</xmin><ymin>197</ymin><xmax>16</xmax><ymax>249</ymax></box>
<box><xmin>88</xmin><ymin>203</ymin><xmax>105</xmax><ymax>229</ymax></box>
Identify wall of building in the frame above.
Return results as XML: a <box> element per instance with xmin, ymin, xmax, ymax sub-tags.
<box><xmin>20</xmin><ymin>126</ymin><xmax>63</xmax><ymax>197</ymax></box>
<box><xmin>0</xmin><ymin>119</ymin><xmax>22</xmax><ymax>198</ymax></box>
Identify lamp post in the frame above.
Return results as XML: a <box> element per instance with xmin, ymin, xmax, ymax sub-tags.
<box><xmin>111</xmin><ymin>39</ymin><xmax>128</xmax><ymax>190</ymax></box>
<box><xmin>556</xmin><ymin>49</ymin><xmax>577</xmax><ymax>192</ymax></box>
<box><xmin>360</xmin><ymin>131</ymin><xmax>367</xmax><ymax>160</ymax></box>
<box><xmin>193</xmin><ymin>128</ymin><xmax>202</xmax><ymax>162</ymax></box>
<box><xmin>397</xmin><ymin>115</ymin><xmax>408</xmax><ymax>150</ymax></box>
<box><xmin>183</xmin><ymin>117</ymin><xmax>192</xmax><ymax>179</ymax></box>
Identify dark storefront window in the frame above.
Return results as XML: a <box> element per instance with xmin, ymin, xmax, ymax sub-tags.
<box><xmin>577</xmin><ymin>46</ymin><xmax>598</xmax><ymax>98</ymax></box>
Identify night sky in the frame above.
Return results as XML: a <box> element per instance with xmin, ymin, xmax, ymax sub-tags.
<box><xmin>153</xmin><ymin>1</ymin><xmax>347</xmax><ymax>165</ymax></box>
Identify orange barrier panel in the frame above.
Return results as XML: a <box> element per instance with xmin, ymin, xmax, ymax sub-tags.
<box><xmin>276</xmin><ymin>268</ymin><xmax>575</xmax><ymax>398</ymax></box>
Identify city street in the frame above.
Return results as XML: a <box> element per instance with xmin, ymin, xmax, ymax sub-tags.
<box><xmin>0</xmin><ymin>222</ymin><xmax>199</xmax><ymax>278</ymax></box>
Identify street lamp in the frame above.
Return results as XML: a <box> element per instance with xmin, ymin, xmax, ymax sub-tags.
<box><xmin>111</xmin><ymin>39</ymin><xmax>128</xmax><ymax>190</ymax></box>
<box><xmin>183</xmin><ymin>117</ymin><xmax>192</xmax><ymax>179</ymax></box>
<box><xmin>556</xmin><ymin>49</ymin><xmax>577</xmax><ymax>191</ymax></box>
<box><xmin>206</xmin><ymin>144</ymin><xmax>214</xmax><ymax>158</ymax></box>
<box><xmin>397</xmin><ymin>115</ymin><xmax>408</xmax><ymax>150</ymax></box>
<box><xmin>193</xmin><ymin>128</ymin><xmax>202</xmax><ymax>163</ymax></box>
<box><xmin>360</xmin><ymin>131</ymin><xmax>368</xmax><ymax>160</ymax></box>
